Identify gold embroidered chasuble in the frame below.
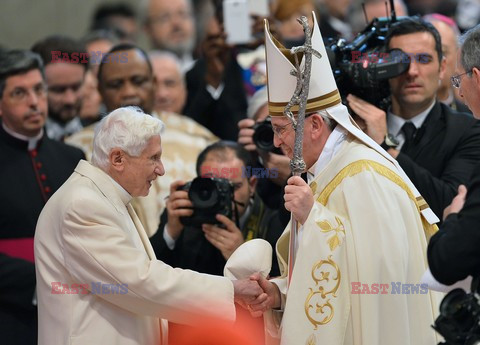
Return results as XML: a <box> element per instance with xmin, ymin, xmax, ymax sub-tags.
<box><xmin>269</xmin><ymin>136</ymin><xmax>441</xmax><ymax>345</ymax></box>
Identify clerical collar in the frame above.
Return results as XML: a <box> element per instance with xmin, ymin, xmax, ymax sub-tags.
<box><xmin>106</xmin><ymin>174</ymin><xmax>132</xmax><ymax>206</ymax></box>
<box><xmin>307</xmin><ymin>125</ymin><xmax>348</xmax><ymax>184</ymax></box>
<box><xmin>2</xmin><ymin>122</ymin><xmax>43</xmax><ymax>150</ymax></box>
<box><xmin>387</xmin><ymin>100</ymin><xmax>435</xmax><ymax>137</ymax></box>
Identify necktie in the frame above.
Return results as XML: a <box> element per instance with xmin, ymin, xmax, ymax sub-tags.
<box><xmin>401</xmin><ymin>122</ymin><xmax>417</xmax><ymax>154</ymax></box>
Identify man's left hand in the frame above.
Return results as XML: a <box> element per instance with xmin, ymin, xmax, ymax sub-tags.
<box><xmin>347</xmin><ymin>94</ymin><xmax>387</xmax><ymax>144</ymax></box>
<box><xmin>284</xmin><ymin>176</ymin><xmax>314</xmax><ymax>225</ymax></box>
<box><xmin>203</xmin><ymin>214</ymin><xmax>244</xmax><ymax>259</ymax></box>
<box><xmin>443</xmin><ymin>185</ymin><xmax>468</xmax><ymax>220</ymax></box>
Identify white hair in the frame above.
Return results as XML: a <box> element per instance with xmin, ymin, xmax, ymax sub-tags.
<box><xmin>148</xmin><ymin>49</ymin><xmax>185</xmax><ymax>85</ymax></box>
<box><xmin>316</xmin><ymin>109</ymin><xmax>336</xmax><ymax>131</ymax></box>
<box><xmin>91</xmin><ymin>106</ymin><xmax>164</xmax><ymax>171</ymax></box>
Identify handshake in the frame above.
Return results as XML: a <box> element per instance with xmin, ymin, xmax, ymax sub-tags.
<box><xmin>232</xmin><ymin>273</ymin><xmax>282</xmax><ymax>317</ymax></box>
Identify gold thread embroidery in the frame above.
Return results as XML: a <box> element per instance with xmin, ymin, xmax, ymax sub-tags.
<box><xmin>316</xmin><ymin>216</ymin><xmax>345</xmax><ymax>251</ymax></box>
<box><xmin>305</xmin><ymin>255</ymin><xmax>340</xmax><ymax>329</ymax></box>
<box><xmin>310</xmin><ymin>181</ymin><xmax>318</xmax><ymax>194</ymax></box>
<box><xmin>316</xmin><ymin>160</ymin><xmax>416</xmax><ymax>205</ymax></box>
<box><xmin>315</xmin><ymin>159</ymin><xmax>437</xmax><ymax>240</ymax></box>
<box><xmin>306</xmin><ymin>334</ymin><xmax>317</xmax><ymax>345</ymax></box>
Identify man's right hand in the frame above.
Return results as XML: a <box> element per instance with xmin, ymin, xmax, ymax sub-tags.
<box><xmin>237</xmin><ymin>118</ymin><xmax>257</xmax><ymax>151</ymax></box>
<box><xmin>232</xmin><ymin>277</ymin><xmax>266</xmax><ymax>312</ymax></box>
<box><xmin>165</xmin><ymin>180</ymin><xmax>193</xmax><ymax>240</ymax></box>
<box><xmin>246</xmin><ymin>273</ymin><xmax>281</xmax><ymax>317</ymax></box>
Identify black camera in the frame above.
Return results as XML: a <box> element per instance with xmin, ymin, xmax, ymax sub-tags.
<box><xmin>177</xmin><ymin>177</ymin><xmax>234</xmax><ymax>228</ymax></box>
<box><xmin>253</xmin><ymin>117</ymin><xmax>275</xmax><ymax>151</ymax></box>
<box><xmin>433</xmin><ymin>277</ymin><xmax>480</xmax><ymax>345</ymax></box>
<box><xmin>326</xmin><ymin>3</ymin><xmax>411</xmax><ymax>110</ymax></box>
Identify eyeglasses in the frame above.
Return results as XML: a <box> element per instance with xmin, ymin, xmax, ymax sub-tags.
<box><xmin>9</xmin><ymin>84</ymin><xmax>48</xmax><ymax>103</ymax></box>
<box><xmin>272</xmin><ymin>121</ymin><xmax>294</xmax><ymax>138</ymax></box>
<box><xmin>451</xmin><ymin>70</ymin><xmax>472</xmax><ymax>88</ymax></box>
<box><xmin>271</xmin><ymin>113</ymin><xmax>315</xmax><ymax>138</ymax></box>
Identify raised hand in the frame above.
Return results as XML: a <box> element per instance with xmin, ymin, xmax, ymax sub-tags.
<box><xmin>346</xmin><ymin>93</ymin><xmax>387</xmax><ymax>144</ymax></box>
<box><xmin>237</xmin><ymin>118</ymin><xmax>257</xmax><ymax>151</ymax></box>
<box><xmin>203</xmin><ymin>214</ymin><xmax>244</xmax><ymax>260</ymax></box>
<box><xmin>165</xmin><ymin>180</ymin><xmax>193</xmax><ymax>240</ymax></box>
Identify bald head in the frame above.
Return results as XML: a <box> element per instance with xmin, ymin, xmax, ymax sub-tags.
<box><xmin>149</xmin><ymin>51</ymin><xmax>186</xmax><ymax>114</ymax></box>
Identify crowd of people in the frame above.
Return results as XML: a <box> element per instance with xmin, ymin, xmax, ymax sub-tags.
<box><xmin>1</xmin><ymin>0</ymin><xmax>480</xmax><ymax>344</ymax></box>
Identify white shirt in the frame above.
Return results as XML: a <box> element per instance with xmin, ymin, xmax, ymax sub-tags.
<box><xmin>387</xmin><ymin>101</ymin><xmax>435</xmax><ymax>150</ymax></box>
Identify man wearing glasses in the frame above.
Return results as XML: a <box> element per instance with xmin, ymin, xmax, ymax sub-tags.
<box><xmin>346</xmin><ymin>17</ymin><xmax>480</xmax><ymax>219</ymax></box>
<box><xmin>428</xmin><ymin>24</ymin><xmax>480</xmax><ymax>288</ymax></box>
<box><xmin>0</xmin><ymin>49</ymin><xmax>84</xmax><ymax>345</ymax></box>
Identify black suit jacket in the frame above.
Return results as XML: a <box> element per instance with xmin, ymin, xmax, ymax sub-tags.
<box><xmin>183</xmin><ymin>55</ymin><xmax>248</xmax><ymax>141</ymax></box>
<box><xmin>428</xmin><ymin>162</ymin><xmax>480</xmax><ymax>285</ymax></box>
<box><xmin>396</xmin><ymin>102</ymin><xmax>480</xmax><ymax>218</ymax></box>
<box><xmin>0</xmin><ymin>124</ymin><xmax>84</xmax><ymax>345</ymax></box>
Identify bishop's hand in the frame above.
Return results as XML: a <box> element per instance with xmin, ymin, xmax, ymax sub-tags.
<box><xmin>284</xmin><ymin>175</ymin><xmax>313</xmax><ymax>224</ymax></box>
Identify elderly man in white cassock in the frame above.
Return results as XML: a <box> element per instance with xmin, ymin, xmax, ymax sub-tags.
<box><xmin>226</xmin><ymin>11</ymin><xmax>444</xmax><ymax>345</ymax></box>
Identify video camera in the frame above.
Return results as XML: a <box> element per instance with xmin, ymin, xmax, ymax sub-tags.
<box><xmin>433</xmin><ymin>276</ymin><xmax>480</xmax><ymax>345</ymax></box>
<box><xmin>177</xmin><ymin>177</ymin><xmax>235</xmax><ymax>228</ymax></box>
<box><xmin>325</xmin><ymin>0</ymin><xmax>411</xmax><ymax>110</ymax></box>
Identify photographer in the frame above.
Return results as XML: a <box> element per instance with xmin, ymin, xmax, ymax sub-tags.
<box><xmin>150</xmin><ymin>140</ymin><xmax>283</xmax><ymax>277</ymax></box>
<box><xmin>428</xmin><ymin>24</ymin><xmax>480</xmax><ymax>286</ymax></box>
<box><xmin>238</xmin><ymin>87</ymin><xmax>291</xmax><ymax>210</ymax></box>
<box><xmin>346</xmin><ymin>17</ymin><xmax>480</xmax><ymax>219</ymax></box>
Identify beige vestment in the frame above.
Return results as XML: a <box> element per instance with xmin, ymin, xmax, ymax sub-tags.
<box><xmin>268</xmin><ymin>137</ymin><xmax>440</xmax><ymax>345</ymax></box>
<box><xmin>35</xmin><ymin>160</ymin><xmax>234</xmax><ymax>345</ymax></box>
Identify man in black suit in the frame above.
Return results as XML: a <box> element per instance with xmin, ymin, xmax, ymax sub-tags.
<box><xmin>0</xmin><ymin>50</ymin><xmax>84</xmax><ymax>345</ymax></box>
<box><xmin>347</xmin><ymin>17</ymin><xmax>480</xmax><ymax>219</ymax></box>
<box><xmin>428</xmin><ymin>24</ymin><xmax>480</xmax><ymax>285</ymax></box>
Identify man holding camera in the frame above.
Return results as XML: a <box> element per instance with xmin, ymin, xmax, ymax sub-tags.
<box><xmin>238</xmin><ymin>87</ymin><xmax>291</xmax><ymax>216</ymax></box>
<box><xmin>346</xmin><ymin>16</ymin><xmax>480</xmax><ymax>219</ymax></box>
<box><xmin>150</xmin><ymin>140</ymin><xmax>283</xmax><ymax>278</ymax></box>
<box><xmin>242</xmin><ymin>12</ymin><xmax>441</xmax><ymax>344</ymax></box>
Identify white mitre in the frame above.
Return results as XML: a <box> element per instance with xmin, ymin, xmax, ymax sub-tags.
<box><xmin>264</xmin><ymin>11</ymin><xmax>439</xmax><ymax>226</ymax></box>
